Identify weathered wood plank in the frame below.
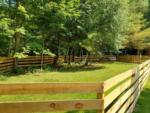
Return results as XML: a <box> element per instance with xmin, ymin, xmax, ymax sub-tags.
<box><xmin>106</xmin><ymin>68</ymin><xmax>148</xmax><ymax>113</ymax></box>
<box><xmin>0</xmin><ymin>83</ymin><xmax>103</xmax><ymax>95</ymax></box>
<box><xmin>117</xmin><ymin>73</ymin><xmax>149</xmax><ymax>113</ymax></box>
<box><xmin>104</xmin><ymin>62</ymin><xmax>150</xmax><ymax>109</ymax></box>
<box><xmin>104</xmin><ymin>68</ymin><xmax>136</xmax><ymax>92</ymax></box>
<box><xmin>18</xmin><ymin>60</ymin><xmax>53</xmax><ymax>64</ymax></box>
<box><xmin>104</xmin><ymin>71</ymin><xmax>142</xmax><ymax>108</ymax></box>
<box><xmin>0</xmin><ymin>62</ymin><xmax>14</xmax><ymax>67</ymax></box>
<box><xmin>18</xmin><ymin>63</ymin><xmax>52</xmax><ymax>67</ymax></box>
<box><xmin>0</xmin><ymin>99</ymin><xmax>102</xmax><ymax>113</ymax></box>
<box><xmin>0</xmin><ymin>66</ymin><xmax>13</xmax><ymax>71</ymax></box>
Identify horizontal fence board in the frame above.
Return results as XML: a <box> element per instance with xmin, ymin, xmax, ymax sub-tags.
<box><xmin>18</xmin><ymin>63</ymin><xmax>52</xmax><ymax>67</ymax></box>
<box><xmin>0</xmin><ymin>60</ymin><xmax>14</xmax><ymax>64</ymax></box>
<box><xmin>139</xmin><ymin>60</ymin><xmax>150</xmax><ymax>69</ymax></box>
<box><xmin>18</xmin><ymin>60</ymin><xmax>53</xmax><ymax>65</ymax></box>
<box><xmin>104</xmin><ymin>60</ymin><xmax>150</xmax><ymax>92</ymax></box>
<box><xmin>18</xmin><ymin>64</ymin><xmax>46</xmax><ymax>67</ymax></box>
<box><xmin>0</xmin><ymin>99</ymin><xmax>102</xmax><ymax>113</ymax></box>
<box><xmin>139</xmin><ymin>63</ymin><xmax>150</xmax><ymax>76</ymax></box>
<box><xmin>104</xmin><ymin>60</ymin><xmax>150</xmax><ymax>112</ymax></box>
<box><xmin>117</xmin><ymin>71</ymin><xmax>149</xmax><ymax>113</ymax></box>
<box><xmin>0</xmin><ymin>62</ymin><xmax>13</xmax><ymax>67</ymax></box>
<box><xmin>0</xmin><ymin>68</ymin><xmax>12</xmax><ymax>72</ymax></box>
<box><xmin>104</xmin><ymin>68</ymin><xmax>136</xmax><ymax>92</ymax></box>
<box><xmin>0</xmin><ymin>66</ymin><xmax>13</xmax><ymax>71</ymax></box>
<box><xmin>104</xmin><ymin>69</ymin><xmax>141</xmax><ymax>108</ymax></box>
<box><xmin>0</xmin><ymin>83</ymin><xmax>103</xmax><ymax>95</ymax></box>
<box><xmin>18</xmin><ymin>58</ymin><xmax>54</xmax><ymax>62</ymax></box>
<box><xmin>118</xmin><ymin>76</ymin><xmax>147</xmax><ymax>113</ymax></box>
<box><xmin>106</xmin><ymin>66</ymin><xmax>149</xmax><ymax>113</ymax></box>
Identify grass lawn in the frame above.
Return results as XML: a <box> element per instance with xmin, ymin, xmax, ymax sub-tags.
<box><xmin>0</xmin><ymin>62</ymin><xmax>136</xmax><ymax>83</ymax></box>
<box><xmin>0</xmin><ymin>62</ymin><xmax>137</xmax><ymax>113</ymax></box>
<box><xmin>133</xmin><ymin>77</ymin><xmax>150</xmax><ymax>113</ymax></box>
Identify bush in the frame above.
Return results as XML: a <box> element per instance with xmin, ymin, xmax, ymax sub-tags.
<box><xmin>13</xmin><ymin>67</ymin><xmax>26</xmax><ymax>74</ymax></box>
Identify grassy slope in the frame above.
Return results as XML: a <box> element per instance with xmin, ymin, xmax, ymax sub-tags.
<box><xmin>0</xmin><ymin>62</ymin><xmax>136</xmax><ymax>113</ymax></box>
<box><xmin>134</xmin><ymin>78</ymin><xmax>150</xmax><ymax>113</ymax></box>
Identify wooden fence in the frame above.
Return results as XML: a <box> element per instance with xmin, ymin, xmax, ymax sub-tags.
<box><xmin>64</xmin><ymin>55</ymin><xmax>101</xmax><ymax>63</ymax></box>
<box><xmin>103</xmin><ymin>59</ymin><xmax>150</xmax><ymax>113</ymax></box>
<box><xmin>68</xmin><ymin>55</ymin><xmax>150</xmax><ymax>63</ymax></box>
<box><xmin>0</xmin><ymin>55</ymin><xmax>150</xmax><ymax>72</ymax></box>
<box><xmin>0</xmin><ymin>57</ymin><xmax>14</xmax><ymax>72</ymax></box>
<box><xmin>117</xmin><ymin>55</ymin><xmax>150</xmax><ymax>63</ymax></box>
<box><xmin>0</xmin><ymin>59</ymin><xmax>149</xmax><ymax>113</ymax></box>
<box><xmin>16</xmin><ymin>56</ymin><xmax>54</xmax><ymax>67</ymax></box>
<box><xmin>0</xmin><ymin>56</ymin><xmax>54</xmax><ymax>72</ymax></box>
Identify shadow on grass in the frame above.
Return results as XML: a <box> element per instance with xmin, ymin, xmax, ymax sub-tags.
<box><xmin>0</xmin><ymin>64</ymin><xmax>106</xmax><ymax>80</ymax></box>
<box><xmin>134</xmin><ymin>88</ymin><xmax>150</xmax><ymax>113</ymax></box>
<box><xmin>57</xmin><ymin>65</ymin><xmax>106</xmax><ymax>72</ymax></box>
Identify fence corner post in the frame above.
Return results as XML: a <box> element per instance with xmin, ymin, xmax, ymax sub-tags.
<box><xmin>97</xmin><ymin>82</ymin><xmax>105</xmax><ymax>113</ymax></box>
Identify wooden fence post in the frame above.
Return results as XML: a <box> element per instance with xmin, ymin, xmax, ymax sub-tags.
<box><xmin>97</xmin><ymin>82</ymin><xmax>104</xmax><ymax>113</ymax></box>
<box><xmin>136</xmin><ymin>66</ymin><xmax>140</xmax><ymax>77</ymax></box>
<box><xmin>14</xmin><ymin>57</ymin><xmax>18</xmax><ymax>69</ymax></box>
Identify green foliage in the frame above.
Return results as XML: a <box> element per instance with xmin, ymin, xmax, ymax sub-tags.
<box><xmin>88</xmin><ymin>0</ymin><xmax>131</xmax><ymax>54</ymax></box>
<box><xmin>123</xmin><ymin>0</ymin><xmax>150</xmax><ymax>54</ymax></box>
<box><xmin>14</xmin><ymin>52</ymin><xmax>27</xmax><ymax>58</ymax></box>
<box><xmin>13</xmin><ymin>67</ymin><xmax>26</xmax><ymax>74</ymax></box>
<box><xmin>0</xmin><ymin>0</ymin><xmax>149</xmax><ymax>59</ymax></box>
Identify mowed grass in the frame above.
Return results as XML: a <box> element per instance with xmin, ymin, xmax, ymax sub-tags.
<box><xmin>0</xmin><ymin>62</ymin><xmax>137</xmax><ymax>113</ymax></box>
<box><xmin>0</xmin><ymin>62</ymin><xmax>136</xmax><ymax>83</ymax></box>
<box><xmin>134</xmin><ymin>77</ymin><xmax>150</xmax><ymax>113</ymax></box>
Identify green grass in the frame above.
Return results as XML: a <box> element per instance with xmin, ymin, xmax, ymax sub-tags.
<box><xmin>0</xmin><ymin>62</ymin><xmax>136</xmax><ymax>83</ymax></box>
<box><xmin>0</xmin><ymin>62</ymin><xmax>137</xmax><ymax>113</ymax></box>
<box><xmin>133</xmin><ymin>77</ymin><xmax>150</xmax><ymax>113</ymax></box>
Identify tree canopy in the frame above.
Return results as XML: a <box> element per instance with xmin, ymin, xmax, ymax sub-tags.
<box><xmin>0</xmin><ymin>0</ymin><xmax>150</xmax><ymax>61</ymax></box>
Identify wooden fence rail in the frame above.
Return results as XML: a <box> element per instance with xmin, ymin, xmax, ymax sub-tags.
<box><xmin>103</xmin><ymin>59</ymin><xmax>150</xmax><ymax>113</ymax></box>
<box><xmin>0</xmin><ymin>55</ymin><xmax>150</xmax><ymax>72</ymax></box>
<box><xmin>0</xmin><ymin>57</ymin><xmax>14</xmax><ymax>72</ymax></box>
<box><xmin>0</xmin><ymin>59</ymin><xmax>149</xmax><ymax>113</ymax></box>
<box><xmin>0</xmin><ymin>56</ymin><xmax>55</xmax><ymax>72</ymax></box>
<box><xmin>116</xmin><ymin>55</ymin><xmax>150</xmax><ymax>63</ymax></box>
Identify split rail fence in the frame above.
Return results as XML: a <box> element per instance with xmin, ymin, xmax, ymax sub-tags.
<box><xmin>0</xmin><ymin>59</ymin><xmax>149</xmax><ymax>113</ymax></box>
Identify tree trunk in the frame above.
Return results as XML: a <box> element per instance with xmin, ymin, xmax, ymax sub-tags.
<box><xmin>72</xmin><ymin>48</ymin><xmax>75</xmax><ymax>62</ymax></box>
<box><xmin>80</xmin><ymin>48</ymin><xmax>83</xmax><ymax>61</ymax></box>
<box><xmin>68</xmin><ymin>47</ymin><xmax>72</xmax><ymax>65</ymax></box>
<box><xmin>85</xmin><ymin>51</ymin><xmax>89</xmax><ymax>66</ymax></box>
<box><xmin>53</xmin><ymin>39</ymin><xmax>60</xmax><ymax>66</ymax></box>
<box><xmin>41</xmin><ymin>39</ymin><xmax>45</xmax><ymax>71</ymax></box>
<box><xmin>8</xmin><ymin>37</ymin><xmax>12</xmax><ymax>56</ymax></box>
<box><xmin>137</xmin><ymin>49</ymin><xmax>141</xmax><ymax>63</ymax></box>
<box><xmin>8</xmin><ymin>0</ymin><xmax>12</xmax><ymax>56</ymax></box>
<box><xmin>13</xmin><ymin>0</ymin><xmax>20</xmax><ymax>55</ymax></box>
<box><xmin>13</xmin><ymin>32</ymin><xmax>21</xmax><ymax>55</ymax></box>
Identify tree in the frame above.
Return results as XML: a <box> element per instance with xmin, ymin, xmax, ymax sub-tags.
<box><xmin>81</xmin><ymin>0</ymin><xmax>131</xmax><ymax>55</ymax></box>
<box><xmin>124</xmin><ymin>0</ymin><xmax>149</xmax><ymax>55</ymax></box>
